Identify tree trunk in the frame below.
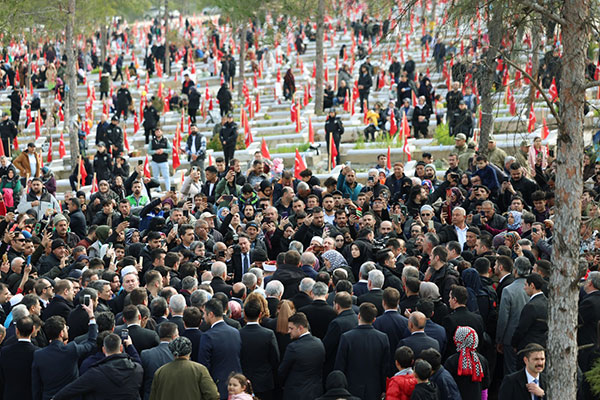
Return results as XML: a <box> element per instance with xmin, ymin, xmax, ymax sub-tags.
<box><xmin>65</xmin><ymin>0</ymin><xmax>79</xmax><ymax>169</ymax></box>
<box><xmin>164</xmin><ymin>0</ymin><xmax>170</xmax><ymax>76</ymax></box>
<box><xmin>238</xmin><ymin>24</ymin><xmax>246</xmax><ymax>99</ymax></box>
<box><xmin>430</xmin><ymin>0</ymin><xmax>437</xmax><ymax>24</ymax></box>
<box><xmin>314</xmin><ymin>0</ymin><xmax>325</xmax><ymax>115</ymax></box>
<box><xmin>547</xmin><ymin>1</ymin><xmax>588</xmax><ymax>398</ymax></box>
<box><xmin>478</xmin><ymin>4</ymin><xmax>503</xmax><ymax>156</ymax></box>
<box><xmin>100</xmin><ymin>23</ymin><xmax>107</xmax><ymax>65</ymax></box>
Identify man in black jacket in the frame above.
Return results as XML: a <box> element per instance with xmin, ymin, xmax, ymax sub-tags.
<box><xmin>239</xmin><ymin>299</ymin><xmax>280</xmax><ymax>400</ymax></box>
<box><xmin>499</xmin><ymin>343</ymin><xmax>547</xmax><ymax>400</ymax></box>
<box><xmin>114</xmin><ymin>305</ymin><xmax>159</xmax><ymax>353</ymax></box>
<box><xmin>578</xmin><ymin>271</ymin><xmax>600</xmax><ymax>347</ymax></box>
<box><xmin>299</xmin><ymin>282</ymin><xmax>337</xmax><ymax>339</ymax></box>
<box><xmin>115</xmin><ymin>81</ymin><xmax>132</xmax><ymax>121</ymax></box>
<box><xmin>93</xmin><ymin>142</ymin><xmax>113</xmax><ymax>182</ymax></box>
<box><xmin>52</xmin><ymin>333</ymin><xmax>143</xmax><ymax>400</ymax></box>
<box><xmin>429</xmin><ymin>246</ymin><xmax>460</xmax><ymax>305</ymax></box>
<box><xmin>324</xmin><ymin>109</ymin><xmax>344</xmax><ymax>166</ymax></box>
<box><xmin>512</xmin><ymin>273</ymin><xmax>548</xmax><ymax>352</ymax></box>
<box><xmin>41</xmin><ymin>278</ymin><xmax>74</xmax><ymax>321</ymax></box>
<box><xmin>67</xmin><ymin>198</ymin><xmax>87</xmax><ymax>240</ymax></box>
<box><xmin>143</xmin><ymin>100</ymin><xmax>160</xmax><ymax>144</ymax></box>
<box><xmin>106</xmin><ymin>116</ymin><xmax>124</xmax><ymax>155</ymax></box>
<box><xmin>209</xmin><ymin>261</ymin><xmax>232</xmax><ymax>297</ymax></box>
<box><xmin>0</xmin><ymin>316</ymin><xmax>38</xmax><ymax>400</ymax></box>
<box><xmin>219</xmin><ymin>114</ymin><xmax>238</xmax><ymax>167</ymax></box>
<box><xmin>449</xmin><ymin>100</ymin><xmax>473</xmax><ymax>138</ymax></box>
<box><xmin>0</xmin><ymin>112</ymin><xmax>17</xmax><ymax>157</ymax></box>
<box><xmin>442</xmin><ymin>285</ymin><xmax>485</xmax><ymax>359</ymax></box>
<box><xmin>270</xmin><ymin>250</ymin><xmax>306</xmax><ymax>299</ymax></box>
<box><xmin>188</xmin><ymin>86</ymin><xmax>200</xmax><ymax>123</ymax></box>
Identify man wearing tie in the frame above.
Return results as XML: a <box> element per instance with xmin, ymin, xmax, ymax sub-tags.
<box><xmin>499</xmin><ymin>343</ymin><xmax>546</xmax><ymax>400</ymax></box>
<box><xmin>230</xmin><ymin>234</ymin><xmax>252</xmax><ymax>283</ymax></box>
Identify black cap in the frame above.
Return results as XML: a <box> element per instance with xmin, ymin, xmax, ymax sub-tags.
<box><xmin>51</xmin><ymin>239</ymin><xmax>66</xmax><ymax>251</ymax></box>
<box><xmin>251</xmin><ymin>248</ymin><xmax>268</xmax><ymax>262</ymax></box>
<box><xmin>111</xmin><ymin>115</ymin><xmax>119</xmax><ymax>122</ymax></box>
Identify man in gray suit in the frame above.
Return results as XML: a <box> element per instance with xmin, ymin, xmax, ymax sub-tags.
<box><xmin>141</xmin><ymin>322</ymin><xmax>178</xmax><ymax>400</ymax></box>
<box><xmin>496</xmin><ymin>256</ymin><xmax>531</xmax><ymax>375</ymax></box>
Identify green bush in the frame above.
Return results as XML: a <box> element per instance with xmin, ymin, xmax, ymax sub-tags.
<box><xmin>273</xmin><ymin>143</ymin><xmax>310</xmax><ymax>153</ymax></box>
<box><xmin>433</xmin><ymin>123</ymin><xmax>454</xmax><ymax>145</ymax></box>
<box><xmin>207</xmin><ymin>129</ymin><xmax>246</xmax><ymax>151</ymax></box>
<box><xmin>354</xmin><ymin>135</ymin><xmax>366</xmax><ymax>149</ymax></box>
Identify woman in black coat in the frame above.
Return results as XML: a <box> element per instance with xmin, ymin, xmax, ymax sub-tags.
<box><xmin>315</xmin><ymin>371</ymin><xmax>360</xmax><ymax>400</ymax></box>
<box><xmin>217</xmin><ymin>83</ymin><xmax>232</xmax><ymax>117</ymax></box>
<box><xmin>324</xmin><ymin>109</ymin><xmax>344</xmax><ymax>166</ymax></box>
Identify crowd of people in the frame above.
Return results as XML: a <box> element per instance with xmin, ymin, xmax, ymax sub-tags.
<box><xmin>0</xmin><ymin>3</ymin><xmax>599</xmax><ymax>400</ymax></box>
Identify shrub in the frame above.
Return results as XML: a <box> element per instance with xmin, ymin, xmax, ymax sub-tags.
<box><xmin>433</xmin><ymin>123</ymin><xmax>454</xmax><ymax>145</ymax></box>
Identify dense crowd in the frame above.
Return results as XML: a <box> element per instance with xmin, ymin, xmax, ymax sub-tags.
<box><xmin>0</xmin><ymin>4</ymin><xmax>599</xmax><ymax>400</ymax></box>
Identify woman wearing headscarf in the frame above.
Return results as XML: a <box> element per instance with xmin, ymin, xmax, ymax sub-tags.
<box><xmin>443</xmin><ymin>326</ymin><xmax>490</xmax><ymax>400</ymax></box>
<box><xmin>321</xmin><ymin>249</ymin><xmax>355</xmax><ymax>283</ymax></box>
<box><xmin>461</xmin><ymin>268</ymin><xmax>484</xmax><ymax>314</ymax></box>
<box><xmin>316</xmin><ymin>371</ymin><xmax>361</xmax><ymax>400</ymax></box>
<box><xmin>346</xmin><ymin>241</ymin><xmax>370</xmax><ymax>281</ymax></box>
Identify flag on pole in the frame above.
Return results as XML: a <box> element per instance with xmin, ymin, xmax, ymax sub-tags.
<box><xmin>143</xmin><ymin>155</ymin><xmax>151</xmax><ymax>178</ymax></box>
<box><xmin>91</xmin><ymin>173</ymin><xmax>99</xmax><ymax>193</ymax></box>
<box><xmin>47</xmin><ymin>136</ymin><xmax>52</xmax><ymax>162</ymax></box>
<box><xmin>308</xmin><ymin>116</ymin><xmax>315</xmax><ymax>144</ymax></box>
<box><xmin>402</xmin><ymin>136</ymin><xmax>411</xmax><ymax>161</ymax></box>
<box><xmin>294</xmin><ymin>148</ymin><xmax>307</xmax><ymax>179</ymax></box>
<box><xmin>330</xmin><ymin>134</ymin><xmax>338</xmax><ymax>169</ymax></box>
<box><xmin>548</xmin><ymin>77</ymin><xmax>558</xmax><ymax>102</ymax></box>
<box><xmin>123</xmin><ymin>128</ymin><xmax>130</xmax><ymax>152</ymax></box>
<box><xmin>0</xmin><ymin>137</ymin><xmax>5</xmax><ymax>157</ymax></box>
<box><xmin>541</xmin><ymin>117</ymin><xmax>550</xmax><ymax>140</ymax></box>
<box><xmin>79</xmin><ymin>157</ymin><xmax>88</xmax><ymax>185</ymax></box>
<box><xmin>261</xmin><ymin>138</ymin><xmax>271</xmax><ymax>160</ymax></box>
<box><xmin>172</xmin><ymin>138</ymin><xmax>180</xmax><ymax>169</ymax></box>
<box><xmin>59</xmin><ymin>132</ymin><xmax>66</xmax><ymax>158</ymax></box>
<box><xmin>387</xmin><ymin>146</ymin><xmax>392</xmax><ymax>170</ymax></box>
<box><xmin>527</xmin><ymin>104</ymin><xmax>537</xmax><ymax>133</ymax></box>
<box><xmin>389</xmin><ymin>109</ymin><xmax>398</xmax><ymax>137</ymax></box>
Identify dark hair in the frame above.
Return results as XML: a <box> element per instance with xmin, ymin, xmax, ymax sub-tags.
<box><xmin>103</xmin><ymin>333</ymin><xmax>122</xmax><ymax>353</ymax></box>
<box><xmin>45</xmin><ymin>316</ymin><xmax>67</xmax><ymax>340</ymax></box>
<box><xmin>446</xmin><ymin>241</ymin><xmax>462</xmax><ymax>255</ymax></box>
<box><xmin>405</xmin><ymin>277</ymin><xmax>421</xmax><ymax>293</ymax></box>
<box><xmin>534</xmin><ymin>260</ymin><xmax>551</xmax><ymax>277</ymax></box>
<box><xmin>432</xmin><ymin>246</ymin><xmax>448</xmax><ymax>262</ymax></box>
<box><xmin>335</xmin><ymin>280</ymin><xmax>353</xmax><ymax>295</ymax></box>
<box><xmin>473</xmin><ymin>258</ymin><xmax>491</xmax><ymax>275</ymax></box>
<box><xmin>96</xmin><ymin>312</ymin><xmax>116</xmax><ymax>332</ymax></box>
<box><xmin>288</xmin><ymin>312</ymin><xmax>310</xmax><ymax>328</ymax></box>
<box><xmin>284</xmin><ymin>250</ymin><xmax>301</xmax><ymax>266</ymax></box>
<box><xmin>520</xmin><ymin>343</ymin><xmax>545</xmax><ymax>358</ymax></box>
<box><xmin>334</xmin><ymin>291</ymin><xmax>352</xmax><ymax>309</ymax></box>
<box><xmin>395</xmin><ymin>346</ymin><xmax>414</xmax><ymax>369</ymax></box>
<box><xmin>183</xmin><ymin>307</ymin><xmax>202</xmax><ymax>328</ymax></box>
<box><xmin>158</xmin><ymin>322</ymin><xmax>178</xmax><ymax>339</ymax></box>
<box><xmin>243</xmin><ymin>299</ymin><xmax>262</xmax><ymax>321</ymax></box>
<box><xmin>122</xmin><ymin>305</ymin><xmax>140</xmax><ymax>323</ymax></box>
<box><xmin>16</xmin><ymin>316</ymin><xmax>34</xmax><ymax>337</ymax></box>
<box><xmin>419</xmin><ymin>348</ymin><xmax>442</xmax><ymax>370</ymax></box>
<box><xmin>414</xmin><ymin>359</ymin><xmax>433</xmax><ymax>380</ymax></box>
<box><xmin>531</xmin><ymin>190</ymin><xmax>547</xmax><ymax>202</ymax></box>
<box><xmin>496</xmin><ymin>255</ymin><xmax>514</xmax><ymax>273</ymax></box>
<box><xmin>450</xmin><ymin>285</ymin><xmax>468</xmax><ymax>305</ymax></box>
<box><xmin>204</xmin><ymin>298</ymin><xmax>224</xmax><ymax>318</ymax></box>
<box><xmin>130</xmin><ymin>288</ymin><xmax>148</xmax><ymax>305</ymax></box>
<box><xmin>415</xmin><ymin>299</ymin><xmax>434</xmax><ymax>318</ymax></box>
<box><xmin>358</xmin><ymin>302</ymin><xmax>377</xmax><ymax>323</ymax></box>
<box><xmin>526</xmin><ymin>273</ymin><xmax>545</xmax><ymax>290</ymax></box>
<box><xmin>382</xmin><ymin>287</ymin><xmax>400</xmax><ymax>308</ymax></box>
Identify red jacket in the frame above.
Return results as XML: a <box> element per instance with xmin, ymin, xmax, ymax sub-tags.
<box><xmin>386</xmin><ymin>373</ymin><xmax>418</xmax><ymax>400</ymax></box>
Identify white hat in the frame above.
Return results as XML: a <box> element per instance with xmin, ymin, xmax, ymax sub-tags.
<box><xmin>311</xmin><ymin>236</ymin><xmax>324</xmax><ymax>246</ymax></box>
<box><xmin>121</xmin><ymin>265</ymin><xmax>138</xmax><ymax>278</ymax></box>
<box><xmin>263</xmin><ymin>264</ymin><xmax>277</xmax><ymax>272</ymax></box>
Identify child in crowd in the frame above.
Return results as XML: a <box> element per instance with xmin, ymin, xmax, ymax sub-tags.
<box><xmin>386</xmin><ymin>346</ymin><xmax>418</xmax><ymax>400</ymax></box>
<box><xmin>228</xmin><ymin>373</ymin><xmax>255</xmax><ymax>400</ymax></box>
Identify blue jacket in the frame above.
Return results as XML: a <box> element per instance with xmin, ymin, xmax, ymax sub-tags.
<box><xmin>337</xmin><ymin>172</ymin><xmax>363</xmax><ymax>201</ymax></box>
<box><xmin>430</xmin><ymin>366</ymin><xmax>463</xmax><ymax>400</ymax></box>
<box><xmin>473</xmin><ymin>165</ymin><xmax>500</xmax><ymax>192</ymax></box>
<box><xmin>198</xmin><ymin>320</ymin><xmax>242</xmax><ymax>400</ymax></box>
<box><xmin>32</xmin><ymin>322</ymin><xmax>98</xmax><ymax>400</ymax></box>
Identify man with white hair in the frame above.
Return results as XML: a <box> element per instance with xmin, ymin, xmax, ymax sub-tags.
<box><xmin>436</xmin><ymin>206</ymin><xmax>470</xmax><ymax>249</ymax></box>
<box><xmin>292</xmin><ymin>277</ymin><xmax>315</xmax><ymax>311</ymax></box>
<box><xmin>167</xmin><ymin>294</ymin><xmax>187</xmax><ymax>335</ymax></box>
<box><xmin>299</xmin><ymin>282</ymin><xmax>337</xmax><ymax>339</ymax></box>
<box><xmin>300</xmin><ymin>252</ymin><xmax>318</xmax><ymax>279</ymax></box>
<box><xmin>353</xmin><ymin>262</ymin><xmax>376</xmax><ymax>297</ymax></box>
<box><xmin>241</xmin><ymin>273</ymin><xmax>258</xmax><ymax>294</ymax></box>
<box><xmin>248</xmin><ymin>268</ymin><xmax>265</xmax><ymax>296</ymax></box>
<box><xmin>357</xmin><ymin>269</ymin><xmax>385</xmax><ymax>316</ymax></box>
<box><xmin>265</xmin><ymin>280</ymin><xmax>284</xmax><ymax>318</ymax></box>
<box><xmin>360</xmin><ymin>168</ymin><xmax>386</xmax><ymax>199</ymax></box>
<box><xmin>209</xmin><ymin>262</ymin><xmax>232</xmax><ymax>297</ymax></box>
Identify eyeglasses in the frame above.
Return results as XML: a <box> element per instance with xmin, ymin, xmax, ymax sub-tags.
<box><xmin>421</xmin><ymin>213</ymin><xmax>432</xmax><ymax>217</ymax></box>
<box><xmin>15</xmin><ymin>239</ymin><xmax>25</xmax><ymax>242</ymax></box>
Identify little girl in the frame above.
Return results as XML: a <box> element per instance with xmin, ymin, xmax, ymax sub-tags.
<box><xmin>227</xmin><ymin>373</ymin><xmax>255</xmax><ymax>400</ymax></box>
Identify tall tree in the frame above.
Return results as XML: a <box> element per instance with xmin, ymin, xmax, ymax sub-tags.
<box><xmin>64</xmin><ymin>0</ymin><xmax>79</xmax><ymax>169</ymax></box>
<box><xmin>164</xmin><ymin>0</ymin><xmax>171</xmax><ymax>76</ymax></box>
<box><xmin>314</xmin><ymin>0</ymin><xmax>325</xmax><ymax>115</ymax></box>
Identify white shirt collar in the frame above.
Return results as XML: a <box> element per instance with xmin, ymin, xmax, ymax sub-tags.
<box><xmin>530</xmin><ymin>291</ymin><xmax>543</xmax><ymax>301</ymax></box>
<box><xmin>18</xmin><ymin>338</ymin><xmax>31</xmax><ymax>342</ymax></box>
<box><xmin>299</xmin><ymin>331</ymin><xmax>310</xmax><ymax>338</ymax></box>
<box><xmin>246</xmin><ymin>321</ymin><xmax>260</xmax><ymax>325</ymax></box>
<box><xmin>211</xmin><ymin>319</ymin><xmax>225</xmax><ymax>329</ymax></box>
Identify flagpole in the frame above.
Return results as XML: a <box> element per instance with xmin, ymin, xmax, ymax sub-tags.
<box><xmin>328</xmin><ymin>134</ymin><xmax>332</xmax><ymax>173</ymax></box>
<box><xmin>77</xmin><ymin>155</ymin><xmax>82</xmax><ymax>191</ymax></box>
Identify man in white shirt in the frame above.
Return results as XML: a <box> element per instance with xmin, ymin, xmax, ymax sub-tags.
<box><xmin>499</xmin><ymin>343</ymin><xmax>546</xmax><ymax>399</ymax></box>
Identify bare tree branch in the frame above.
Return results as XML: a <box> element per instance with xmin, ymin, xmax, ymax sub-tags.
<box><xmin>498</xmin><ymin>49</ymin><xmax>562</xmax><ymax>125</ymax></box>
<box><xmin>515</xmin><ymin>1</ymin><xmax>567</xmax><ymax>25</ymax></box>
<box><xmin>585</xmin><ymin>80</ymin><xmax>600</xmax><ymax>89</ymax></box>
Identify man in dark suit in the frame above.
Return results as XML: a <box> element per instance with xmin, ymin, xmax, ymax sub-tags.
<box><xmin>198</xmin><ymin>298</ymin><xmax>242</xmax><ymax>400</ymax></box>
<box><xmin>114</xmin><ymin>305</ymin><xmax>160</xmax><ymax>353</ymax></box>
<box><xmin>494</xmin><ymin>255</ymin><xmax>515</xmax><ymax>304</ymax></box>
<box><xmin>239</xmin><ymin>298</ymin><xmax>280</xmax><ymax>400</ymax></box>
<box><xmin>182</xmin><ymin>307</ymin><xmax>203</xmax><ymax>362</ymax></box>
<box><xmin>373</xmin><ymin>287</ymin><xmax>409</xmax><ymax>375</ymax></box>
<box><xmin>415</xmin><ymin>298</ymin><xmax>447</xmax><ymax>354</ymax></box>
<box><xmin>0</xmin><ymin>316</ymin><xmax>38</xmax><ymax>400</ymax></box>
<box><xmin>278</xmin><ymin>312</ymin><xmax>325</xmax><ymax>400</ymax></box>
<box><xmin>167</xmin><ymin>294</ymin><xmax>186</xmax><ymax>335</ymax></box>
<box><xmin>397</xmin><ymin>311</ymin><xmax>440</xmax><ymax>357</ymax></box>
<box><xmin>512</xmin><ymin>273</ymin><xmax>548</xmax><ymax>352</ymax></box>
<box><xmin>265</xmin><ymin>280</ymin><xmax>283</xmax><ymax>318</ymax></box>
<box><xmin>352</xmin><ymin>262</ymin><xmax>374</xmax><ymax>297</ymax></box>
<box><xmin>41</xmin><ymin>279</ymin><xmax>75</xmax><ymax>322</ymax></box>
<box><xmin>357</xmin><ymin>269</ymin><xmax>385</xmax><ymax>315</ymax></box>
<box><xmin>67</xmin><ymin>287</ymin><xmax>97</xmax><ymax>341</ymax></box>
<box><xmin>399</xmin><ymin>276</ymin><xmax>421</xmax><ymax>315</ymax></box>
<box><xmin>271</xmin><ymin>250</ymin><xmax>306</xmax><ymax>299</ymax></box>
<box><xmin>499</xmin><ymin>343</ymin><xmax>547</xmax><ymax>399</ymax></box>
<box><xmin>228</xmin><ymin>234</ymin><xmax>253</xmax><ymax>283</ymax></box>
<box><xmin>578</xmin><ymin>271</ymin><xmax>600</xmax><ymax>347</ymax></box>
<box><xmin>442</xmin><ymin>285</ymin><xmax>485</xmax><ymax>359</ymax></box>
<box><xmin>210</xmin><ymin>261</ymin><xmax>233</xmax><ymax>297</ymax></box>
<box><xmin>32</xmin><ymin>303</ymin><xmax>98</xmax><ymax>400</ymax></box>
<box><xmin>141</xmin><ymin>322</ymin><xmax>177</xmax><ymax>400</ymax></box>
<box><xmin>291</xmin><ymin>277</ymin><xmax>314</xmax><ymax>311</ymax></box>
<box><xmin>322</xmin><ymin>292</ymin><xmax>358</xmax><ymax>376</ymax></box>
<box><xmin>299</xmin><ymin>282</ymin><xmax>337</xmax><ymax>339</ymax></box>
<box><xmin>335</xmin><ymin>302</ymin><xmax>390</xmax><ymax>400</ymax></box>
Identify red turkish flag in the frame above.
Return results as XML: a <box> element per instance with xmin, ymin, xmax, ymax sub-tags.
<box><xmin>0</xmin><ymin>137</ymin><xmax>5</xmax><ymax>158</ymax></box>
<box><xmin>308</xmin><ymin>116</ymin><xmax>315</xmax><ymax>144</ymax></box>
<box><xmin>261</xmin><ymin>138</ymin><xmax>271</xmax><ymax>160</ymax></box>
<box><xmin>549</xmin><ymin>77</ymin><xmax>558</xmax><ymax>102</ymax></box>
<box><xmin>172</xmin><ymin>138</ymin><xmax>180</xmax><ymax>169</ymax></box>
<box><xmin>402</xmin><ymin>136</ymin><xmax>411</xmax><ymax>161</ymax></box>
<box><xmin>541</xmin><ymin>117</ymin><xmax>550</xmax><ymax>140</ymax></box>
<box><xmin>527</xmin><ymin>104</ymin><xmax>537</xmax><ymax>133</ymax></box>
<box><xmin>330</xmin><ymin>134</ymin><xmax>338</xmax><ymax>169</ymax></box>
<box><xmin>143</xmin><ymin>155</ymin><xmax>151</xmax><ymax>178</ymax></box>
<box><xmin>294</xmin><ymin>148</ymin><xmax>307</xmax><ymax>179</ymax></box>
<box><xmin>389</xmin><ymin>108</ymin><xmax>398</xmax><ymax>137</ymax></box>
<box><xmin>387</xmin><ymin>146</ymin><xmax>392</xmax><ymax>170</ymax></box>
<box><xmin>59</xmin><ymin>132</ymin><xmax>66</xmax><ymax>158</ymax></box>
<box><xmin>47</xmin><ymin>136</ymin><xmax>52</xmax><ymax>162</ymax></box>
<box><xmin>79</xmin><ymin>158</ymin><xmax>88</xmax><ymax>183</ymax></box>
<box><xmin>133</xmin><ymin>114</ymin><xmax>140</xmax><ymax>134</ymax></box>
<box><xmin>35</xmin><ymin>115</ymin><xmax>40</xmax><ymax>139</ymax></box>
<box><xmin>123</xmin><ymin>128</ymin><xmax>130</xmax><ymax>152</ymax></box>
<box><xmin>91</xmin><ymin>174</ymin><xmax>99</xmax><ymax>193</ymax></box>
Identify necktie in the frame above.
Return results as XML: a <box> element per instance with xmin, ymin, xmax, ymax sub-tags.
<box><xmin>243</xmin><ymin>254</ymin><xmax>250</xmax><ymax>274</ymax></box>
<box><xmin>533</xmin><ymin>378</ymin><xmax>541</xmax><ymax>400</ymax></box>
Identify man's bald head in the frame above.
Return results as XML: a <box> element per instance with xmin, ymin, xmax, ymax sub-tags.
<box><xmin>408</xmin><ymin>311</ymin><xmax>426</xmax><ymax>331</ymax></box>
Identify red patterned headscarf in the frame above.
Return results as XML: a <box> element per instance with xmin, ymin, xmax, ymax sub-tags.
<box><xmin>454</xmin><ymin>326</ymin><xmax>484</xmax><ymax>382</ymax></box>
